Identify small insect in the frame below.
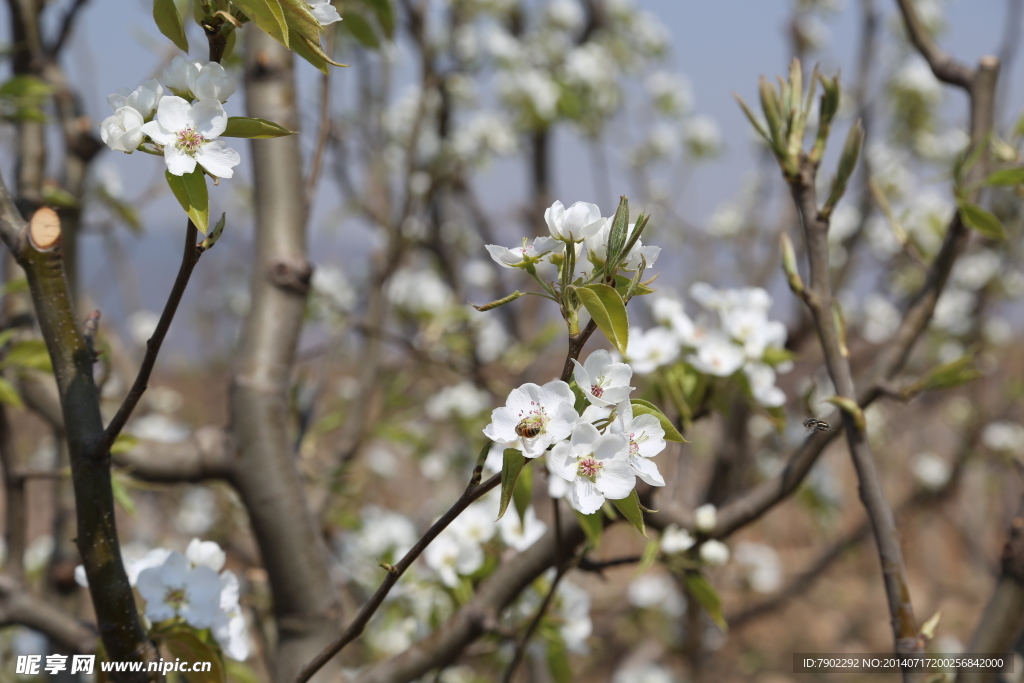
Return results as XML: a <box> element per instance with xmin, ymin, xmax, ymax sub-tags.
<box><xmin>515</xmin><ymin>420</ymin><xmax>543</xmax><ymax>439</ymax></box>
<box><xmin>803</xmin><ymin>418</ymin><xmax>837</xmax><ymax>434</ymax></box>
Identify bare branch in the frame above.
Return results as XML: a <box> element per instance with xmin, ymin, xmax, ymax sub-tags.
<box><xmin>113</xmin><ymin>426</ymin><xmax>234</xmax><ymax>483</ymax></box>
<box><xmin>894</xmin><ymin>0</ymin><xmax>974</xmax><ymax>88</ymax></box>
<box><xmin>0</xmin><ymin>575</ymin><xmax>96</xmax><ymax>653</ymax></box>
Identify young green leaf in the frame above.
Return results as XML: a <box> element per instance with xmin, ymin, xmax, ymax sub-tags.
<box><xmin>957</xmin><ymin>201</ymin><xmax>1007</xmax><ymax>240</ymax></box>
<box><xmin>222</xmin><ymin>117</ymin><xmax>296</xmax><ymax>139</ymax></box>
<box><xmin>231</xmin><ymin>0</ymin><xmax>289</xmax><ymax>47</ymax></box>
<box><xmin>497</xmin><ymin>449</ymin><xmax>527</xmax><ymax>520</ymax></box>
<box><xmin>630</xmin><ymin>399</ymin><xmax>686</xmax><ymax>442</ymax></box>
<box><xmin>111</xmin><ymin>473</ymin><xmax>137</xmax><ymax>517</ymax></box>
<box><xmin>166</xmin><ymin>169</ymin><xmax>209</xmax><ymax>234</ymax></box>
<box><xmin>610</xmin><ymin>490</ymin><xmax>646</xmax><ymax>537</ymax></box>
<box><xmin>576</xmin><ymin>284</ymin><xmax>629</xmax><ymax>356</ymax></box>
<box><xmin>984</xmin><ymin>167</ymin><xmax>1024</xmax><ymax>187</ymax></box>
<box><xmin>153</xmin><ymin>0</ymin><xmax>188</xmax><ymax>52</ymax></box>
<box><xmin>157</xmin><ymin>627</ymin><xmax>228</xmax><ymax>683</ymax></box>
<box><xmin>4</xmin><ymin>340</ymin><xmax>53</xmax><ymax>373</ymax></box>
<box><xmin>685</xmin><ymin>572</ymin><xmax>728</xmax><ymax>632</ymax></box>
<box><xmin>605</xmin><ymin>196</ymin><xmax>630</xmax><ymax>269</ymax></box>
<box><xmin>344</xmin><ymin>11</ymin><xmax>382</xmax><ymax>48</ymax></box>
<box><xmin>543</xmin><ymin>630</ymin><xmax>572</xmax><ymax>683</ymax></box>
<box><xmin>473</xmin><ymin>290</ymin><xmax>524</xmax><ymax>312</ymax></box>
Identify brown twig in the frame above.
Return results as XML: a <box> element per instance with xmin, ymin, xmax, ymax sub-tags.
<box><xmin>93</xmin><ymin>220</ymin><xmax>201</xmax><ymax>459</ymax></box>
<box><xmin>894</xmin><ymin>0</ymin><xmax>973</xmax><ymax>88</ymax></box>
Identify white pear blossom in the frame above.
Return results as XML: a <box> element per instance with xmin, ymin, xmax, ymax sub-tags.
<box><xmin>627</xmin><ymin>573</ymin><xmax>685</xmax><ymax>617</ymax></box>
<box><xmin>689</xmin><ymin>334</ymin><xmax>745</xmax><ymax>377</ymax></box>
<box><xmin>450</xmin><ymin>506</ymin><xmax>496</xmax><ymax>546</ymax></box>
<box><xmin>212</xmin><ymin>570</ymin><xmax>250</xmax><ymax>660</ymax></box>
<box><xmin>694</xmin><ymin>504</ymin><xmax>717</xmax><ymax>532</ymax></box>
<box><xmin>483</xmin><ymin>381</ymin><xmax>579</xmax><ymax>457</ymax></box>
<box><xmin>549</xmin><ymin>422</ymin><xmax>635</xmax><ymax>514</ymax></box>
<box><xmin>609</xmin><ymin>401</ymin><xmax>666</xmax><ymax>486</ymax></box>
<box><xmin>141</xmin><ymin>96</ymin><xmax>240</xmax><ymax>178</ymax></box>
<box><xmin>572</xmin><ymin>350</ymin><xmax>634</xmax><ymax>407</ymax></box>
<box><xmin>735</xmin><ymin>542</ymin><xmax>782</xmax><ymax>593</ymax></box>
<box><xmin>162</xmin><ymin>56</ymin><xmax>203</xmax><ymax>99</ymax></box>
<box><xmin>136</xmin><ymin>551</ymin><xmax>222</xmax><ymax>629</ymax></box>
<box><xmin>193</xmin><ymin>62</ymin><xmax>237</xmax><ymax>103</ymax></box>
<box><xmin>744</xmin><ymin>363</ymin><xmax>786</xmax><ymax>408</ymax></box>
<box><xmin>544</xmin><ymin>200</ymin><xmax>604</xmax><ymax>242</ymax></box>
<box><xmin>660</xmin><ymin>524</ymin><xmax>695</xmax><ymax>554</ymax></box>
<box><xmin>107</xmin><ymin>79</ymin><xmax>163</xmax><ymax>118</ymax></box>
<box><xmin>424</xmin><ymin>534</ymin><xmax>483</xmax><ymax>587</ymax></box>
<box><xmin>555</xmin><ymin>581</ymin><xmax>592</xmax><ymax>652</ymax></box>
<box><xmin>912</xmin><ymin>452</ymin><xmax>951</xmax><ymax>490</ymax></box>
<box><xmin>498</xmin><ymin>507</ymin><xmax>548</xmax><ymax>551</ymax></box>
<box><xmin>425</xmin><ymin>382</ymin><xmax>491</xmax><ymax>420</ymax></box>
<box><xmin>625</xmin><ymin>326</ymin><xmax>680</xmax><ymax>374</ymax></box>
<box><xmin>650</xmin><ymin>297</ymin><xmax>698</xmax><ymax>344</ymax></box>
<box><xmin>186</xmin><ymin>538</ymin><xmax>226</xmax><ymax>572</ymax></box>
<box><xmin>584</xmin><ymin>217</ymin><xmax>661</xmax><ymax>269</ymax></box>
<box><xmin>100</xmin><ymin>107</ymin><xmax>145</xmax><ymax>153</ymax></box>
<box><xmin>307</xmin><ymin>0</ymin><xmax>342</xmax><ymax>26</ymax></box>
<box><xmin>983</xmin><ymin>421</ymin><xmax>1024</xmax><ymax>454</ymax></box>
<box><xmin>485</xmin><ymin>236</ymin><xmax>558</xmax><ymax>268</ymax></box>
<box><xmin>699</xmin><ymin>539</ymin><xmax>730</xmax><ymax>567</ymax></box>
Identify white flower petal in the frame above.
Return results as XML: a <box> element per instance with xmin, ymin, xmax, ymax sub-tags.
<box><xmin>164</xmin><ymin>145</ymin><xmax>197</xmax><ymax>176</ymax></box>
<box><xmin>191</xmin><ymin>99</ymin><xmax>228</xmax><ymax>139</ymax></box>
<box><xmin>572</xmin><ymin>478</ymin><xmax>604</xmax><ymax>515</ymax></box>
<box><xmin>630</xmin><ymin>455</ymin><xmax>665</xmax><ymax>486</ymax></box>
<box><xmin>195</xmin><ymin>141</ymin><xmax>240</xmax><ymax>178</ymax></box>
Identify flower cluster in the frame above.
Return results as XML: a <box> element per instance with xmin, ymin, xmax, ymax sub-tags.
<box><xmin>74</xmin><ymin>538</ymin><xmax>248</xmax><ymax>661</ymax></box>
<box><xmin>484</xmin><ymin>350</ymin><xmax>667</xmax><ymax>515</ymax></box>
<box><xmin>100</xmin><ymin>56</ymin><xmax>241</xmax><ymax>179</ymax></box>
<box><xmin>486</xmin><ymin>199</ymin><xmax>661</xmax><ymax>273</ymax></box>
<box><xmin>630</xmin><ymin>282</ymin><xmax>790</xmax><ymax>408</ymax></box>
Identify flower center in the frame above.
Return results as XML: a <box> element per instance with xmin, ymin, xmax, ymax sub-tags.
<box><xmin>628</xmin><ymin>430</ymin><xmax>649</xmax><ymax>455</ymax></box>
<box><xmin>577</xmin><ymin>456</ymin><xmax>603</xmax><ymax>478</ymax></box>
<box><xmin>175</xmin><ymin>127</ymin><xmax>206</xmax><ymax>155</ymax></box>
<box><xmin>590</xmin><ymin>384</ymin><xmax>604</xmax><ymax>398</ymax></box>
<box><xmin>163</xmin><ymin>586</ymin><xmax>187</xmax><ymax>609</ymax></box>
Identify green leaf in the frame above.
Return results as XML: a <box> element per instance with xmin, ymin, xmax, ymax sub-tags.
<box><xmin>364</xmin><ymin>0</ymin><xmax>395</xmax><ymax>38</ymax></box>
<box><xmin>288</xmin><ymin>26</ymin><xmax>347</xmax><ymax>73</ymax></box>
<box><xmin>685</xmin><ymin>572</ymin><xmax>727</xmax><ymax>632</ymax></box>
<box><xmin>613</xmin><ymin>274</ymin><xmax>654</xmax><ymax>295</ymax></box>
<box><xmin>153</xmin><ymin>0</ymin><xmax>188</xmax><ymax>52</ymax></box>
<box><xmin>513</xmin><ymin>464</ymin><xmax>533</xmax><ymax>526</ymax></box>
<box><xmin>984</xmin><ymin>167</ymin><xmax>1024</xmax><ymax>187</ymax></box>
<box><xmin>473</xmin><ymin>290</ymin><xmax>524</xmax><ymax>312</ymax></box>
<box><xmin>630</xmin><ymin>399</ymin><xmax>686</xmax><ymax>443</ymax></box>
<box><xmin>166</xmin><ymin>168</ymin><xmax>209</xmax><ymax>234</ymax></box>
<box><xmin>576</xmin><ymin>283</ymin><xmax>629</xmax><ymax>356</ymax></box>
<box><xmin>4</xmin><ymin>340</ymin><xmax>52</xmax><ymax>373</ymax></box>
<box><xmin>909</xmin><ymin>356</ymin><xmax>980</xmax><ymax>394</ymax></box>
<box><xmin>605</xmin><ymin>196</ymin><xmax>630</xmax><ymax>269</ymax></box>
<box><xmin>958</xmin><ymin>201</ymin><xmax>1006</xmax><ymax>240</ymax></box>
<box><xmin>637</xmin><ymin>539</ymin><xmax>659</xmax><ymax>574</ymax></box>
<box><xmin>344</xmin><ymin>11</ymin><xmax>381</xmax><ymax>48</ymax></box>
<box><xmin>279</xmin><ymin>0</ymin><xmax>323</xmax><ymax>45</ymax></box>
<box><xmin>497</xmin><ymin>449</ymin><xmax>526</xmax><ymax>520</ymax></box>
<box><xmin>111</xmin><ymin>473</ymin><xmax>137</xmax><ymax>517</ymax></box>
<box><xmin>610</xmin><ymin>490</ymin><xmax>646</xmax><ymax>537</ymax></box>
<box><xmin>157</xmin><ymin>627</ymin><xmax>227</xmax><ymax>683</ymax></box>
<box><xmin>222</xmin><ymin>116</ymin><xmax>296</xmax><ymax>139</ymax></box>
<box><xmin>574</xmin><ymin>509</ymin><xmax>603</xmax><ymax>549</ymax></box>
<box><xmin>0</xmin><ymin>377</ymin><xmax>23</xmax><ymax>409</ymax></box>
<box><xmin>233</xmin><ymin>0</ymin><xmax>289</xmax><ymax>46</ymax></box>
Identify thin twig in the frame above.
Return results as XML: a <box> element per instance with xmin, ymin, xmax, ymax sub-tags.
<box><xmin>93</xmin><ymin>220</ymin><xmax>201</xmax><ymax>459</ymax></box>
<box><xmin>48</xmin><ymin>0</ymin><xmax>90</xmax><ymax>56</ymax></box>
<box><xmin>893</xmin><ymin>0</ymin><xmax>974</xmax><ymax>88</ymax></box>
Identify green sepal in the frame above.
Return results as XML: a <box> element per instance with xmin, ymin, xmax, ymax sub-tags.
<box><xmin>166</xmin><ymin>168</ymin><xmax>209</xmax><ymax>234</ymax></box>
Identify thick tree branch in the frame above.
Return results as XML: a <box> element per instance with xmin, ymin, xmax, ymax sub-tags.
<box><xmin>113</xmin><ymin>426</ymin><xmax>233</xmax><ymax>483</ymax></box>
<box><xmin>0</xmin><ymin>575</ymin><xmax>96</xmax><ymax>653</ymax></box>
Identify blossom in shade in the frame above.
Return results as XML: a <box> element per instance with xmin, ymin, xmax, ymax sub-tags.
<box><xmin>572</xmin><ymin>350</ymin><xmax>634</xmax><ymax>407</ymax></box>
<box><xmin>136</xmin><ymin>551</ymin><xmax>222</xmax><ymax>629</ymax></box>
<box><xmin>548</xmin><ymin>422</ymin><xmax>635</xmax><ymax>514</ymax></box>
<box><xmin>483</xmin><ymin>381</ymin><xmax>579</xmax><ymax>457</ymax></box>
